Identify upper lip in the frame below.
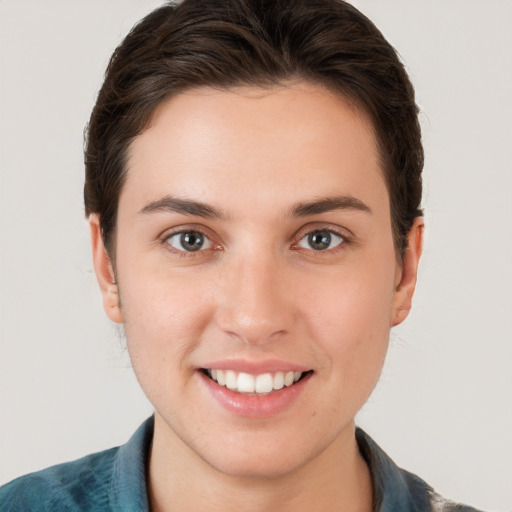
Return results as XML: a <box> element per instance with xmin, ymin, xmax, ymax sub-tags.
<box><xmin>199</xmin><ymin>358</ymin><xmax>311</xmax><ymax>374</ymax></box>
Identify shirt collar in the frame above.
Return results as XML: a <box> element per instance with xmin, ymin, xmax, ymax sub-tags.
<box><xmin>356</xmin><ymin>427</ymin><xmax>432</xmax><ymax>512</ymax></box>
<box><xmin>111</xmin><ymin>416</ymin><xmax>154</xmax><ymax>512</ymax></box>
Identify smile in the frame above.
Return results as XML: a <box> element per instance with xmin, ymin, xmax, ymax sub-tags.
<box><xmin>203</xmin><ymin>369</ymin><xmax>308</xmax><ymax>395</ymax></box>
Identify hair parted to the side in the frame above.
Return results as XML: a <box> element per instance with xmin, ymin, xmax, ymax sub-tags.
<box><xmin>84</xmin><ymin>0</ymin><xmax>423</xmax><ymax>257</ymax></box>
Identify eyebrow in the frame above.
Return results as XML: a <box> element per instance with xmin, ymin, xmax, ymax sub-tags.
<box><xmin>291</xmin><ymin>195</ymin><xmax>372</xmax><ymax>217</ymax></box>
<box><xmin>139</xmin><ymin>196</ymin><xmax>224</xmax><ymax>218</ymax></box>
<box><xmin>138</xmin><ymin>194</ymin><xmax>372</xmax><ymax>219</ymax></box>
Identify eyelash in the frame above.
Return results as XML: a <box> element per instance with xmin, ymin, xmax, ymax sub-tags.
<box><xmin>162</xmin><ymin>227</ymin><xmax>221</xmax><ymax>258</ymax></box>
<box><xmin>293</xmin><ymin>229</ymin><xmax>346</xmax><ymax>253</ymax></box>
<box><xmin>161</xmin><ymin>225</ymin><xmax>351</xmax><ymax>257</ymax></box>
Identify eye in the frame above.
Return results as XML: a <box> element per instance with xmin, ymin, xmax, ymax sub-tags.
<box><xmin>297</xmin><ymin>229</ymin><xmax>344</xmax><ymax>251</ymax></box>
<box><xmin>166</xmin><ymin>230</ymin><xmax>213</xmax><ymax>252</ymax></box>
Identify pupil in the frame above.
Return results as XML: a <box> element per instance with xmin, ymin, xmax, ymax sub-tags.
<box><xmin>181</xmin><ymin>231</ymin><xmax>203</xmax><ymax>251</ymax></box>
<box><xmin>309</xmin><ymin>231</ymin><xmax>330</xmax><ymax>250</ymax></box>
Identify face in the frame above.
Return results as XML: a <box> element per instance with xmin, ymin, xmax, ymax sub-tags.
<box><xmin>91</xmin><ymin>83</ymin><xmax>421</xmax><ymax>478</ymax></box>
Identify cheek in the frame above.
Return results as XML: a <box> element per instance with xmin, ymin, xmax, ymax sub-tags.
<box><xmin>117</xmin><ymin>268</ymin><xmax>214</xmax><ymax>369</ymax></box>
<box><xmin>302</xmin><ymin>260</ymin><xmax>396</xmax><ymax>388</ymax></box>
<box><xmin>117</xmin><ymin>271</ymin><xmax>218</xmax><ymax>422</ymax></box>
<box><xmin>305</xmin><ymin>261</ymin><xmax>395</xmax><ymax>340</ymax></box>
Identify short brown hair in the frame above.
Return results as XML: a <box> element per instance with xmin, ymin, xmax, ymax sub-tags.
<box><xmin>84</xmin><ymin>0</ymin><xmax>423</xmax><ymax>256</ymax></box>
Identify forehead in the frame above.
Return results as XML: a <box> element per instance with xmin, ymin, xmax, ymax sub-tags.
<box><xmin>122</xmin><ymin>83</ymin><xmax>387</xmax><ymax>218</ymax></box>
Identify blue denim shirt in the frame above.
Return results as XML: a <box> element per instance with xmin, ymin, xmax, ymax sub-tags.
<box><xmin>0</xmin><ymin>417</ymin><xmax>482</xmax><ymax>511</ymax></box>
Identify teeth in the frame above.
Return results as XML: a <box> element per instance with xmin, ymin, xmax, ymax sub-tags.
<box><xmin>225</xmin><ymin>370</ymin><xmax>237</xmax><ymax>390</ymax></box>
<box><xmin>273</xmin><ymin>372</ymin><xmax>284</xmax><ymax>390</ymax></box>
<box><xmin>284</xmin><ymin>371</ymin><xmax>294</xmax><ymax>386</ymax></box>
<box><xmin>238</xmin><ymin>372</ymin><xmax>255</xmax><ymax>393</ymax></box>
<box><xmin>207</xmin><ymin>369</ymin><xmax>306</xmax><ymax>394</ymax></box>
<box><xmin>217</xmin><ymin>370</ymin><xmax>226</xmax><ymax>386</ymax></box>
<box><xmin>255</xmin><ymin>373</ymin><xmax>273</xmax><ymax>393</ymax></box>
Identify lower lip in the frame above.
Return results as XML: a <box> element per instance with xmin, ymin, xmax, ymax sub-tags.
<box><xmin>200</xmin><ymin>371</ymin><xmax>312</xmax><ymax>418</ymax></box>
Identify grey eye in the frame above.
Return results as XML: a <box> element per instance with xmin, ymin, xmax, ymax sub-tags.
<box><xmin>298</xmin><ymin>230</ymin><xmax>344</xmax><ymax>251</ymax></box>
<box><xmin>167</xmin><ymin>231</ymin><xmax>212</xmax><ymax>252</ymax></box>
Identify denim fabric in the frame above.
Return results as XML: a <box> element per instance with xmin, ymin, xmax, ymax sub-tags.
<box><xmin>0</xmin><ymin>418</ymin><xmax>153</xmax><ymax>512</ymax></box>
<box><xmin>0</xmin><ymin>417</ymin><xmax>482</xmax><ymax>511</ymax></box>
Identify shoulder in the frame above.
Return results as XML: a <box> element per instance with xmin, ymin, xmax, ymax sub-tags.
<box><xmin>0</xmin><ymin>417</ymin><xmax>153</xmax><ymax>512</ymax></box>
<box><xmin>0</xmin><ymin>447</ymin><xmax>119</xmax><ymax>512</ymax></box>
<box><xmin>393</xmin><ymin>467</ymin><xmax>483</xmax><ymax>512</ymax></box>
<box><xmin>355</xmin><ymin>428</ymin><xmax>486</xmax><ymax>512</ymax></box>
<box><xmin>429</xmin><ymin>493</ymin><xmax>486</xmax><ymax>512</ymax></box>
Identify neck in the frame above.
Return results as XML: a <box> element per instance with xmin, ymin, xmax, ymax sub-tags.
<box><xmin>148</xmin><ymin>414</ymin><xmax>373</xmax><ymax>512</ymax></box>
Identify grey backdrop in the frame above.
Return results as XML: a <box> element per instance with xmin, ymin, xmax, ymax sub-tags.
<box><xmin>0</xmin><ymin>1</ymin><xmax>510</xmax><ymax>510</ymax></box>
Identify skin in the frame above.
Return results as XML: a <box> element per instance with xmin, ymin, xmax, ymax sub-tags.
<box><xmin>91</xmin><ymin>83</ymin><xmax>423</xmax><ymax>511</ymax></box>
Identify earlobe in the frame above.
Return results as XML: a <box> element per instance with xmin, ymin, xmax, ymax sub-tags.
<box><xmin>391</xmin><ymin>217</ymin><xmax>424</xmax><ymax>327</ymax></box>
<box><xmin>89</xmin><ymin>215</ymin><xmax>124</xmax><ymax>324</ymax></box>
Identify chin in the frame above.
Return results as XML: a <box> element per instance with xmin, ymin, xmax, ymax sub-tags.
<box><xmin>195</xmin><ymin>429</ymin><xmax>325</xmax><ymax>479</ymax></box>
<box><xmin>206</xmin><ymin>451</ymin><xmax>307</xmax><ymax>479</ymax></box>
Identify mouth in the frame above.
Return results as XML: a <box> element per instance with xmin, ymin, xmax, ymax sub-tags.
<box><xmin>201</xmin><ymin>368</ymin><xmax>313</xmax><ymax>395</ymax></box>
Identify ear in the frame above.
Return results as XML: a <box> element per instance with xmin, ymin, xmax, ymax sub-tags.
<box><xmin>391</xmin><ymin>217</ymin><xmax>424</xmax><ymax>327</ymax></box>
<box><xmin>89</xmin><ymin>215</ymin><xmax>124</xmax><ymax>324</ymax></box>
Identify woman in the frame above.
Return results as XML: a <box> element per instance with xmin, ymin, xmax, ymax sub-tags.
<box><xmin>0</xmin><ymin>1</ymin><xmax>492</xmax><ymax>510</ymax></box>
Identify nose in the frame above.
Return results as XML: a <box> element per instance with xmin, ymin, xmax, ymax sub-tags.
<box><xmin>214</xmin><ymin>253</ymin><xmax>295</xmax><ymax>345</ymax></box>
